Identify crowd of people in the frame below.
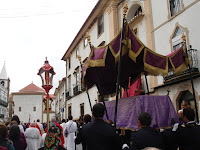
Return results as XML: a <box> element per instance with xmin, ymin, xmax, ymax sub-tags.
<box><xmin>0</xmin><ymin>101</ymin><xmax>200</xmax><ymax>150</ymax></box>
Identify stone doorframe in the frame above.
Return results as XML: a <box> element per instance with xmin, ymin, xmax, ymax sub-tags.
<box><xmin>173</xmin><ymin>84</ymin><xmax>199</xmax><ymax>113</ymax></box>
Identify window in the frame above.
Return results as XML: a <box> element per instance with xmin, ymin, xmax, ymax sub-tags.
<box><xmin>80</xmin><ymin>103</ymin><xmax>84</xmax><ymax>117</ymax></box>
<box><xmin>68</xmin><ymin>105</ymin><xmax>71</xmax><ymax>117</ymax></box>
<box><xmin>68</xmin><ymin>57</ymin><xmax>71</xmax><ymax>70</ymax></box>
<box><xmin>98</xmin><ymin>15</ymin><xmax>104</xmax><ymax>36</ymax></box>
<box><xmin>84</xmin><ymin>38</ymin><xmax>88</xmax><ymax>47</ymax></box>
<box><xmin>19</xmin><ymin>107</ymin><xmax>21</xmax><ymax>112</ymax></box>
<box><xmin>171</xmin><ymin>27</ymin><xmax>185</xmax><ymax>52</ymax></box>
<box><xmin>127</xmin><ymin>4</ymin><xmax>143</xmax><ymax>23</ymax></box>
<box><xmin>169</xmin><ymin>0</ymin><xmax>181</xmax><ymax>16</ymax></box>
<box><xmin>68</xmin><ymin>75</ymin><xmax>71</xmax><ymax>90</ymax></box>
<box><xmin>76</xmin><ymin>48</ymin><xmax>79</xmax><ymax>58</ymax></box>
<box><xmin>134</xmin><ymin>6</ymin><xmax>142</xmax><ymax>17</ymax></box>
<box><xmin>74</xmin><ymin>67</ymin><xmax>79</xmax><ymax>85</ymax></box>
<box><xmin>0</xmin><ymin>81</ymin><xmax>5</xmax><ymax>87</ymax></box>
<box><xmin>33</xmin><ymin>107</ymin><xmax>36</xmax><ymax>111</ymax></box>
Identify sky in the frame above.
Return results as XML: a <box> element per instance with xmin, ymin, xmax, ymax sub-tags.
<box><xmin>0</xmin><ymin>0</ymin><xmax>98</xmax><ymax>93</ymax></box>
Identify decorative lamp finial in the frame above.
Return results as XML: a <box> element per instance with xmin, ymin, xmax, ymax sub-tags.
<box><xmin>86</xmin><ymin>32</ymin><xmax>91</xmax><ymax>45</ymax></box>
<box><xmin>45</xmin><ymin>57</ymin><xmax>49</xmax><ymax>64</ymax></box>
<box><xmin>123</xmin><ymin>3</ymin><xmax>128</xmax><ymax>18</ymax></box>
<box><xmin>182</xmin><ymin>33</ymin><xmax>186</xmax><ymax>44</ymax></box>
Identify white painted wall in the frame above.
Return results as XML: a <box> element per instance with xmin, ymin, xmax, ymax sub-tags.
<box><xmin>151</xmin><ymin>0</ymin><xmax>169</xmax><ymax>29</ymax></box>
<box><xmin>43</xmin><ymin>113</ymin><xmax>56</xmax><ymax>123</ymax></box>
<box><xmin>67</xmin><ymin>86</ymin><xmax>98</xmax><ymax>119</ymax></box>
<box><xmin>157</xmin><ymin>78</ymin><xmax>200</xmax><ymax>114</ymax></box>
<box><xmin>13</xmin><ymin>94</ymin><xmax>43</xmax><ymax>123</ymax></box>
<box><xmin>152</xmin><ymin>1</ymin><xmax>200</xmax><ymax>85</ymax></box>
<box><xmin>183</xmin><ymin>0</ymin><xmax>196</xmax><ymax>7</ymax></box>
<box><xmin>64</xmin><ymin>9</ymin><xmax>113</xmax><ymax>120</ymax></box>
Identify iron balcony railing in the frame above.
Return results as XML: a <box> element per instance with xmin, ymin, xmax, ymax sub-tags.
<box><xmin>0</xmin><ymin>99</ymin><xmax>8</xmax><ymax>107</ymax></box>
<box><xmin>66</xmin><ymin>88</ymin><xmax>71</xmax><ymax>99</ymax></box>
<box><xmin>164</xmin><ymin>48</ymin><xmax>199</xmax><ymax>82</ymax></box>
<box><xmin>73</xmin><ymin>83</ymin><xmax>81</xmax><ymax>95</ymax></box>
<box><xmin>81</xmin><ymin>83</ymin><xmax>85</xmax><ymax>91</ymax></box>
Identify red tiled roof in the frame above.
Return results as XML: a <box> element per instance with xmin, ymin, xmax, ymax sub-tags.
<box><xmin>19</xmin><ymin>83</ymin><xmax>45</xmax><ymax>93</ymax></box>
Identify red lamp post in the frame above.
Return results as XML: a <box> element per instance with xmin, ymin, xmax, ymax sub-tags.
<box><xmin>37</xmin><ymin>57</ymin><xmax>55</xmax><ymax>130</ymax></box>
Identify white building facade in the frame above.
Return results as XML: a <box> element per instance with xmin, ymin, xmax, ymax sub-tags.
<box><xmin>12</xmin><ymin>83</ymin><xmax>55</xmax><ymax>123</ymax></box>
<box><xmin>61</xmin><ymin>0</ymin><xmax>200</xmax><ymax>120</ymax></box>
<box><xmin>0</xmin><ymin>63</ymin><xmax>10</xmax><ymax>121</ymax></box>
<box><xmin>54</xmin><ymin>78</ymin><xmax>67</xmax><ymax>120</ymax></box>
<box><xmin>151</xmin><ymin>0</ymin><xmax>200</xmax><ymax>118</ymax></box>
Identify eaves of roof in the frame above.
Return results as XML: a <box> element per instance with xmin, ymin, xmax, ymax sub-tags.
<box><xmin>61</xmin><ymin>0</ymin><xmax>103</xmax><ymax>61</ymax></box>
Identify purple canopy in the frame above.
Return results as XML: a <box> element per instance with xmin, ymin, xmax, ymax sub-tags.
<box><xmin>82</xmin><ymin>23</ymin><xmax>188</xmax><ymax>95</ymax></box>
<box><xmin>103</xmin><ymin>95</ymin><xmax>178</xmax><ymax>130</ymax></box>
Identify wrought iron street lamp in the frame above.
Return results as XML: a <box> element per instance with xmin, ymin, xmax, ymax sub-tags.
<box><xmin>37</xmin><ymin>57</ymin><xmax>55</xmax><ymax>130</ymax></box>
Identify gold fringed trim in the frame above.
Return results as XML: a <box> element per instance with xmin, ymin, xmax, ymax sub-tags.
<box><xmin>87</xmin><ymin>46</ymin><xmax>108</xmax><ymax>67</ymax></box>
<box><xmin>116</xmin><ymin>125</ymin><xmax>173</xmax><ymax>132</ymax></box>
<box><xmin>128</xmin><ymin>44</ymin><xmax>145</xmax><ymax>62</ymax></box>
<box><xmin>143</xmin><ymin>47</ymin><xmax>168</xmax><ymax>76</ymax></box>
<box><xmin>109</xmin><ymin>28</ymin><xmax>128</xmax><ymax>63</ymax></box>
<box><xmin>112</xmin><ymin>45</ymin><xmax>128</xmax><ymax>63</ymax></box>
<box><xmin>126</xmin><ymin>24</ymin><xmax>145</xmax><ymax>63</ymax></box>
<box><xmin>169</xmin><ymin>47</ymin><xmax>189</xmax><ymax>75</ymax></box>
<box><xmin>109</xmin><ymin>28</ymin><xmax>123</xmax><ymax>59</ymax></box>
<box><xmin>127</xmin><ymin>24</ymin><xmax>144</xmax><ymax>47</ymax></box>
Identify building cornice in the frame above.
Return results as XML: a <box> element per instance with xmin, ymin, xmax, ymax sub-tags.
<box><xmin>61</xmin><ymin>0</ymin><xmax>110</xmax><ymax>61</ymax></box>
<box><xmin>11</xmin><ymin>92</ymin><xmax>45</xmax><ymax>96</ymax></box>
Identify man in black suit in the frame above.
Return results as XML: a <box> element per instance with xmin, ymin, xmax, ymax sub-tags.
<box><xmin>81</xmin><ymin>103</ymin><xmax>121</xmax><ymax>150</ymax></box>
<box><xmin>129</xmin><ymin>112</ymin><xmax>164</xmax><ymax>150</ymax></box>
<box><xmin>176</xmin><ymin>108</ymin><xmax>200</xmax><ymax>149</ymax></box>
<box><xmin>75</xmin><ymin>114</ymin><xmax>91</xmax><ymax>150</ymax></box>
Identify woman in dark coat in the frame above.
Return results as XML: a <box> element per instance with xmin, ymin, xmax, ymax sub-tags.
<box><xmin>9</xmin><ymin>124</ymin><xmax>27</xmax><ymax>150</ymax></box>
<box><xmin>0</xmin><ymin>123</ymin><xmax>14</xmax><ymax>150</ymax></box>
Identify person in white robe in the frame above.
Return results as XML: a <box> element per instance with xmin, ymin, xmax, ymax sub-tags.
<box><xmin>60</xmin><ymin>119</ymin><xmax>66</xmax><ymax>146</ymax></box>
<box><xmin>25</xmin><ymin>122</ymin><xmax>40</xmax><ymax>150</ymax></box>
<box><xmin>64</xmin><ymin>116</ymin><xmax>77</xmax><ymax>150</ymax></box>
<box><xmin>36</xmin><ymin>119</ymin><xmax>44</xmax><ymax>134</ymax></box>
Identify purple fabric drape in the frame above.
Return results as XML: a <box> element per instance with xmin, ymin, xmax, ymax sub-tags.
<box><xmin>91</xmin><ymin>47</ymin><xmax>107</xmax><ymax>60</ymax></box>
<box><xmin>103</xmin><ymin>95</ymin><xmax>178</xmax><ymax>130</ymax></box>
<box><xmin>145</xmin><ymin>50</ymin><xmax>167</xmax><ymax>70</ymax></box>
<box><xmin>169</xmin><ymin>47</ymin><xmax>185</xmax><ymax>69</ymax></box>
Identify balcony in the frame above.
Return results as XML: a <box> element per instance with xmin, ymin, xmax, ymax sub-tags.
<box><xmin>164</xmin><ymin>48</ymin><xmax>199</xmax><ymax>83</ymax></box>
<box><xmin>81</xmin><ymin>83</ymin><xmax>85</xmax><ymax>91</ymax></box>
<box><xmin>73</xmin><ymin>83</ymin><xmax>81</xmax><ymax>95</ymax></box>
<box><xmin>0</xmin><ymin>99</ymin><xmax>8</xmax><ymax>107</ymax></box>
<box><xmin>66</xmin><ymin>88</ymin><xmax>71</xmax><ymax>99</ymax></box>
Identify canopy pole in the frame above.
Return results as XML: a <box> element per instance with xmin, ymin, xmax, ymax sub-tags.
<box><xmin>182</xmin><ymin>33</ymin><xmax>199</xmax><ymax>123</ymax></box>
<box><xmin>77</xmin><ymin>55</ymin><xmax>93</xmax><ymax>113</ymax></box>
<box><xmin>86</xmin><ymin>89</ymin><xmax>93</xmax><ymax>112</ymax></box>
<box><xmin>86</xmin><ymin>32</ymin><xmax>109</xmax><ymax>119</ymax></box>
<box><xmin>144</xmin><ymin>74</ymin><xmax>150</xmax><ymax>95</ymax></box>
<box><xmin>114</xmin><ymin>4</ymin><xmax>128</xmax><ymax>128</ymax></box>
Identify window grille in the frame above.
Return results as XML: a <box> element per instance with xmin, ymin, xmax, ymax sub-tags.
<box><xmin>98</xmin><ymin>15</ymin><xmax>104</xmax><ymax>35</ymax></box>
<box><xmin>170</xmin><ymin>0</ymin><xmax>181</xmax><ymax>16</ymax></box>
